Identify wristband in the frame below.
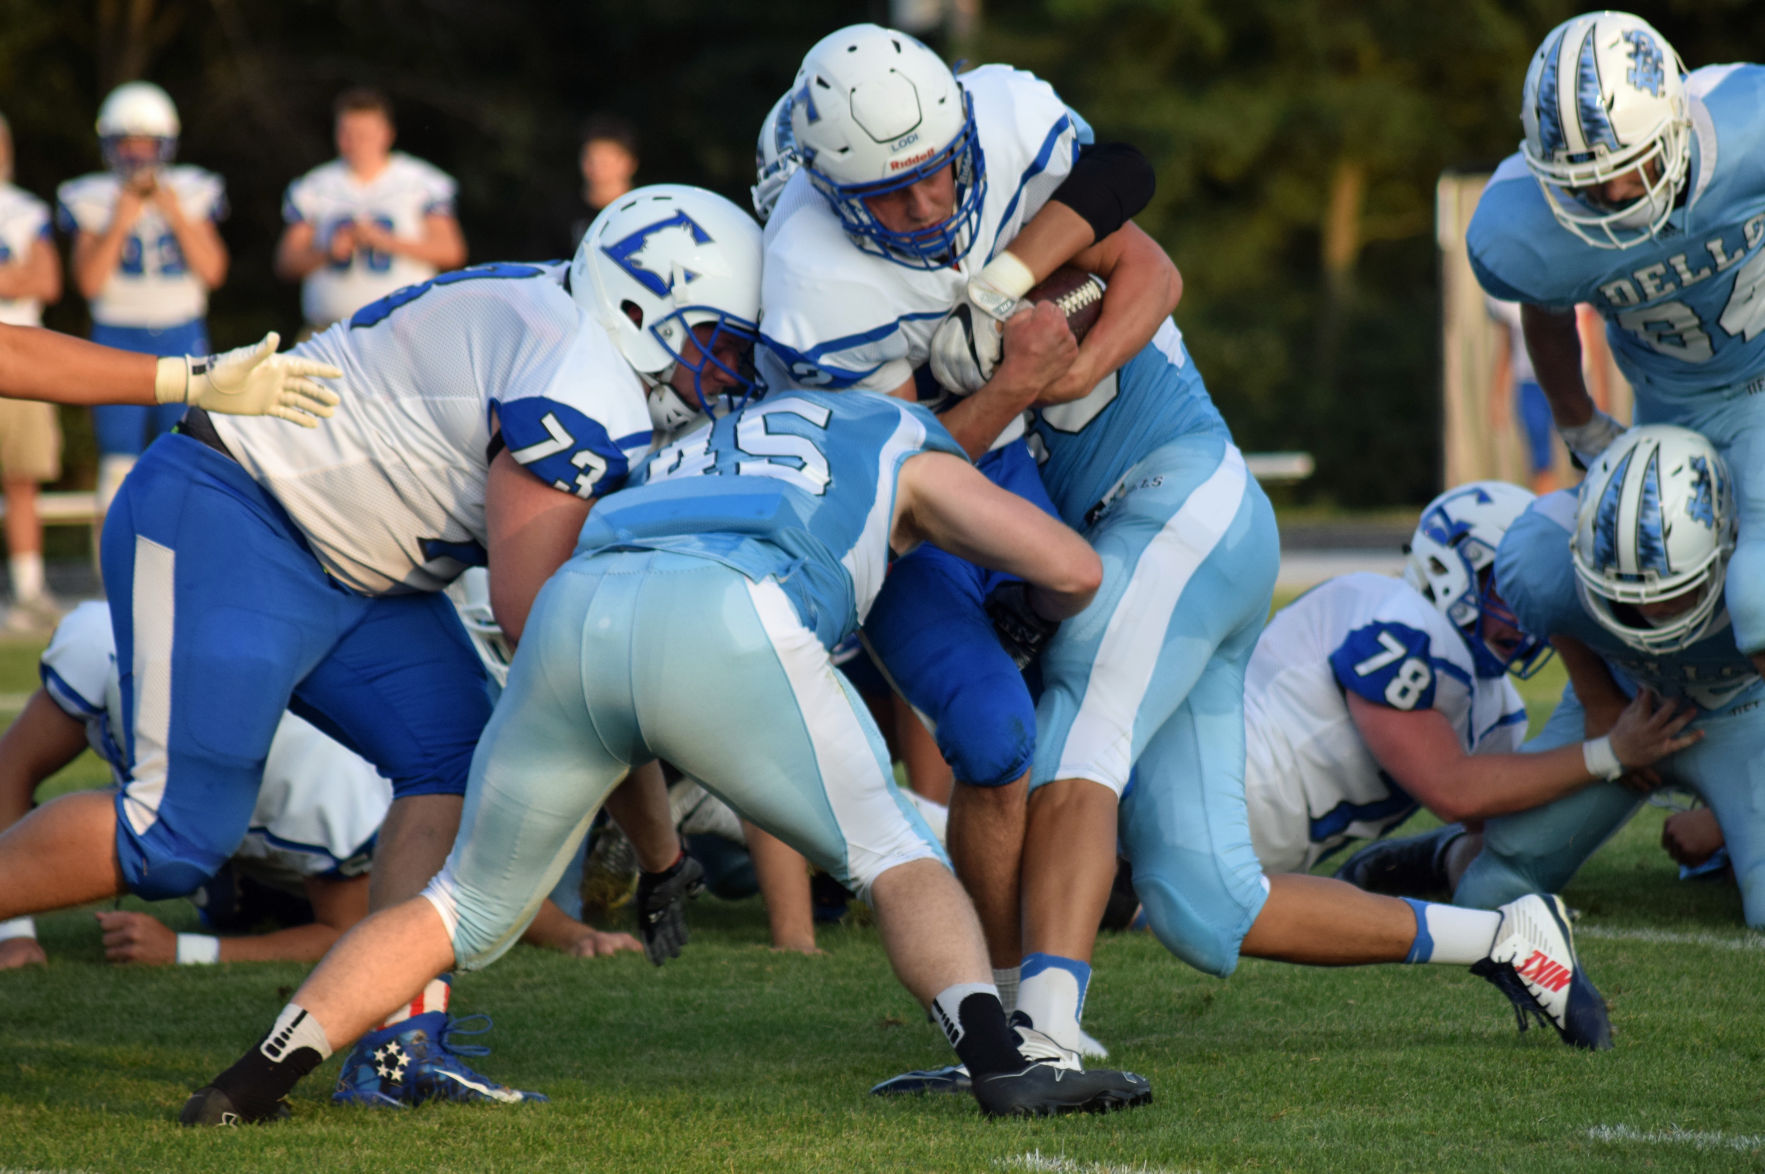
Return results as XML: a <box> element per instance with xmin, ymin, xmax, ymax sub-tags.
<box><xmin>153</xmin><ymin>355</ymin><xmax>192</xmax><ymax>405</ymax></box>
<box><xmin>176</xmin><ymin>933</ymin><xmax>221</xmax><ymax>965</ymax></box>
<box><xmin>1582</xmin><ymin>735</ymin><xmax>1624</xmax><ymax>781</ymax></box>
<box><xmin>969</xmin><ymin>251</ymin><xmax>1035</xmax><ymax>320</ymax></box>
<box><xmin>0</xmin><ymin>915</ymin><xmax>37</xmax><ymax>943</ymax></box>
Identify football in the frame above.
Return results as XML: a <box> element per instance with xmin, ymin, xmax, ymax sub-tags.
<box><xmin>1026</xmin><ymin>265</ymin><xmax>1106</xmax><ymax>343</ymax></box>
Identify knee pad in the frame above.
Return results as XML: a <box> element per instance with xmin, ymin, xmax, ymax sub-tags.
<box><xmin>936</xmin><ymin>678</ymin><xmax>1035</xmax><ymax>787</ymax></box>
<box><xmin>1134</xmin><ymin>870</ymin><xmax>1256</xmax><ymax>979</ymax></box>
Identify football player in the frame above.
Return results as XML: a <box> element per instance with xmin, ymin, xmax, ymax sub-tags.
<box><xmin>1467</xmin><ymin>13</ymin><xmax>1765</xmax><ymax>683</ymax></box>
<box><xmin>276</xmin><ymin>88</ymin><xmax>467</xmax><ymax>333</ymax></box>
<box><xmin>763</xmin><ymin>22</ymin><xmax>1174</xmax><ymax>986</ymax></box>
<box><xmin>179</xmin><ymin>387</ymin><xmax>1161</xmax><ymax>1126</ymax></box>
<box><xmin>1253</xmin><ymin>483</ymin><xmax>1695</xmax><ymax>877</ymax></box>
<box><xmin>1369</xmin><ymin>428</ymin><xmax>1765</xmax><ymax>927</ymax></box>
<box><xmin>57</xmin><ymin>82</ymin><xmax>229</xmax><ymax>522</ymax></box>
<box><xmin>0</xmin><ymin>183</ymin><xmax>760</xmax><ymax>1108</ymax></box>
<box><xmin>0</xmin><ymin>602</ymin><xmax>640</xmax><ymax>971</ymax></box>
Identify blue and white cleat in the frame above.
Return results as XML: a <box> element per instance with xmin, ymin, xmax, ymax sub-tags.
<box><xmin>332</xmin><ymin>1011</ymin><xmax>548</xmax><ymax>1107</ymax></box>
<box><xmin>1471</xmin><ymin>893</ymin><xmax>1613</xmax><ymax>1051</ymax></box>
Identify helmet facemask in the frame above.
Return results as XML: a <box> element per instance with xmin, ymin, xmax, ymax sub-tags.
<box><xmin>645</xmin><ymin>307</ymin><xmax>762</xmax><ymax>434</ymax></box>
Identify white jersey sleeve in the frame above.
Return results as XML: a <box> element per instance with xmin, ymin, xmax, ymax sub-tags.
<box><xmin>39</xmin><ymin>601</ymin><xmax>128</xmax><ymax>777</ymax></box>
<box><xmin>1242</xmin><ymin>574</ymin><xmax>1527</xmax><ymax>873</ymax></box>
<box><xmin>759</xmin><ymin>64</ymin><xmax>1086</xmax><ymax>403</ymax></box>
<box><xmin>0</xmin><ymin>183</ymin><xmax>51</xmax><ymax>326</ymax></box>
<box><xmin>55</xmin><ymin>166</ymin><xmax>225</xmax><ymax>328</ymax></box>
<box><xmin>282</xmin><ymin>153</ymin><xmax>461</xmax><ymax>327</ymax></box>
<box><xmin>210</xmin><ymin>262</ymin><xmax>653</xmax><ymax>595</ymax></box>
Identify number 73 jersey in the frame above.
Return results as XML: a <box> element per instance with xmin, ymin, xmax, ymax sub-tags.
<box><xmin>1243</xmin><ymin>573</ymin><xmax>1527</xmax><ymax>872</ymax></box>
<box><xmin>1468</xmin><ymin>65</ymin><xmax>1765</xmax><ymax>408</ymax></box>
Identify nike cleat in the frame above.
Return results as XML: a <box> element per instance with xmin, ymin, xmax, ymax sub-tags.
<box><xmin>1472</xmin><ymin>893</ymin><xmax>1612</xmax><ymax>1051</ymax></box>
<box><xmin>1334</xmin><ymin>825</ymin><xmax>1465</xmax><ymax>896</ymax></box>
<box><xmin>870</xmin><ymin>1064</ymin><xmax>972</xmax><ymax>1096</ymax></box>
<box><xmin>970</xmin><ymin>1023</ymin><xmax>1152</xmax><ymax>1118</ymax></box>
<box><xmin>332</xmin><ymin>1011</ymin><xmax>548</xmax><ymax>1107</ymax></box>
<box><xmin>178</xmin><ymin>1085</ymin><xmax>290</xmax><ymax>1127</ymax></box>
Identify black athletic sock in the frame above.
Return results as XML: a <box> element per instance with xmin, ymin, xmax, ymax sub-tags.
<box><xmin>931</xmin><ymin>985</ymin><xmax>1027</xmax><ymax>1078</ymax></box>
<box><xmin>203</xmin><ymin>1005</ymin><xmax>331</xmax><ymax>1121</ymax></box>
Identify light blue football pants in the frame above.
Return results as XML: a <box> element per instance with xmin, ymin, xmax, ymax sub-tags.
<box><xmin>1456</xmin><ymin>681</ymin><xmax>1765</xmax><ymax>926</ymax></box>
<box><xmin>1031</xmin><ymin>434</ymin><xmax>1280</xmax><ymax>977</ymax></box>
<box><xmin>422</xmin><ymin>549</ymin><xmax>946</xmax><ymax>970</ymax></box>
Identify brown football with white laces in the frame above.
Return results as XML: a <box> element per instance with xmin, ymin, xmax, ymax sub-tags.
<box><xmin>1025</xmin><ymin>266</ymin><xmax>1106</xmax><ymax>342</ymax></box>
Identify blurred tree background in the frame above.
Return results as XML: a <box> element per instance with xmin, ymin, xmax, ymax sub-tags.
<box><xmin>2</xmin><ymin>0</ymin><xmax>1762</xmax><ymax>506</ymax></box>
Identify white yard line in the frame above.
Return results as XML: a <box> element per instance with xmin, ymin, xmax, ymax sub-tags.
<box><xmin>998</xmin><ymin>1152</ymin><xmax>1202</xmax><ymax>1174</ymax></box>
<box><xmin>1588</xmin><ymin>1124</ymin><xmax>1765</xmax><ymax>1152</ymax></box>
<box><xmin>1576</xmin><ymin>925</ymin><xmax>1765</xmax><ymax>952</ymax></box>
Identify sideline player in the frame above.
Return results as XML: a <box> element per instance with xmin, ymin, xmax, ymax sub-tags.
<box><xmin>0</xmin><ymin>184</ymin><xmax>761</xmax><ymax>1106</ymax></box>
<box><xmin>1379</xmin><ymin>428</ymin><xmax>1765</xmax><ymax>926</ymax></box>
<box><xmin>179</xmin><ymin>386</ymin><xmax>1159</xmax><ymax>1125</ymax></box>
<box><xmin>1251</xmin><ymin>483</ymin><xmax>1694</xmax><ymax>876</ymax></box>
<box><xmin>0</xmin><ymin>111</ymin><xmax>66</xmax><ymax>631</ymax></box>
<box><xmin>0</xmin><ymin>602</ymin><xmax>640</xmax><ymax>970</ymax></box>
<box><xmin>764</xmin><ymin>22</ymin><xmax>1174</xmax><ymax>985</ymax></box>
<box><xmin>276</xmin><ymin>88</ymin><xmax>466</xmax><ymax>333</ymax></box>
<box><xmin>1467</xmin><ymin>13</ymin><xmax>1765</xmax><ymax>681</ymax></box>
<box><xmin>57</xmin><ymin>82</ymin><xmax>228</xmax><ymax>521</ymax></box>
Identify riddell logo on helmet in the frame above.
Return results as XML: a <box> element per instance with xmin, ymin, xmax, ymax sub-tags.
<box><xmin>889</xmin><ymin>149</ymin><xmax>936</xmax><ymax>172</ymax></box>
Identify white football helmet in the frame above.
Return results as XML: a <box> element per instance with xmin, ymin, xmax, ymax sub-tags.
<box><xmin>1519</xmin><ymin>12</ymin><xmax>1690</xmax><ymax>249</ymax></box>
<box><xmin>572</xmin><ymin>184</ymin><xmax>764</xmax><ymax>434</ymax></box>
<box><xmin>751</xmin><ymin>90</ymin><xmax>801</xmax><ymax>224</ymax></box>
<box><xmin>790</xmin><ymin>23</ymin><xmax>985</xmax><ymax>269</ymax></box>
<box><xmin>1405</xmin><ymin>480</ymin><xmax>1552</xmax><ymax>678</ymax></box>
<box><xmin>1572</xmin><ymin>425</ymin><xmax>1735</xmax><ymax>654</ymax></box>
<box><xmin>446</xmin><ymin>567</ymin><xmax>512</xmax><ymax>688</ymax></box>
<box><xmin>97</xmin><ymin>81</ymin><xmax>180</xmax><ymax>178</ymax></box>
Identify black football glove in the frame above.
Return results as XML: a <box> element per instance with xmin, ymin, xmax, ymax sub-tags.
<box><xmin>635</xmin><ymin>851</ymin><xmax>705</xmax><ymax>966</ymax></box>
<box><xmin>985</xmin><ymin>580</ymin><xmax>1061</xmax><ymax>670</ymax></box>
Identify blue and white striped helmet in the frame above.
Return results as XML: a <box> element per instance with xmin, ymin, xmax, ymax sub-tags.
<box><xmin>1519</xmin><ymin>12</ymin><xmax>1690</xmax><ymax>249</ymax></box>
<box><xmin>750</xmin><ymin>90</ymin><xmax>801</xmax><ymax>224</ymax></box>
<box><xmin>1572</xmin><ymin>425</ymin><xmax>1735</xmax><ymax>654</ymax></box>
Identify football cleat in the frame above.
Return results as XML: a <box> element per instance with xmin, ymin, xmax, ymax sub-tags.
<box><xmin>1334</xmin><ymin>825</ymin><xmax>1465</xmax><ymax>897</ymax></box>
<box><xmin>332</xmin><ymin>1011</ymin><xmax>548</xmax><ymax>1108</ymax></box>
<box><xmin>870</xmin><ymin>1063</ymin><xmax>972</xmax><ymax>1096</ymax></box>
<box><xmin>1471</xmin><ymin>893</ymin><xmax>1612</xmax><ymax>1051</ymax></box>
<box><xmin>969</xmin><ymin>1019</ymin><xmax>1151</xmax><ymax>1118</ymax></box>
<box><xmin>579</xmin><ymin>822</ymin><xmax>640</xmax><ymax>918</ymax></box>
<box><xmin>178</xmin><ymin>1085</ymin><xmax>290</xmax><ymax>1127</ymax></box>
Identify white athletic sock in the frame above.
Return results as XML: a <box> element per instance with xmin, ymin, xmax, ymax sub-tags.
<box><xmin>379</xmin><ymin>976</ymin><xmax>451</xmax><ymax>1029</ymax></box>
<box><xmin>1017</xmin><ymin>954</ymin><xmax>1092</xmax><ymax>1054</ymax></box>
<box><xmin>259</xmin><ymin>1003</ymin><xmax>333</xmax><ymax>1064</ymax></box>
<box><xmin>992</xmin><ymin>966</ymin><xmax>1020</xmax><ymax>1016</ymax></box>
<box><xmin>1402</xmin><ymin>898</ymin><xmax>1503</xmax><ymax>966</ymax></box>
<box><xmin>95</xmin><ymin>455</ymin><xmax>135</xmax><ymax>520</ymax></box>
<box><xmin>8</xmin><ymin>552</ymin><xmax>43</xmax><ymax>601</ymax></box>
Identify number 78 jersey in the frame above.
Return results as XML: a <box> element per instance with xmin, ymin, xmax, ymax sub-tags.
<box><xmin>1243</xmin><ymin>573</ymin><xmax>1527</xmax><ymax>872</ymax></box>
<box><xmin>1468</xmin><ymin>64</ymin><xmax>1765</xmax><ymax>407</ymax></box>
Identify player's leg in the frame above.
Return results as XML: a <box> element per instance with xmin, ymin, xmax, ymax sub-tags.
<box><xmin>1704</xmin><ymin>402</ymin><xmax>1765</xmax><ymax>674</ymax></box>
<box><xmin>1454</xmin><ymin>685</ymin><xmax>1644</xmax><ymax>907</ymax></box>
<box><xmin>1673</xmin><ymin>708</ymin><xmax>1765</xmax><ymax>928</ymax></box>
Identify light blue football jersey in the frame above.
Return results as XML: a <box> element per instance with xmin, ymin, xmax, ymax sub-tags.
<box><xmin>1495</xmin><ymin>490</ymin><xmax>1762</xmax><ymax>713</ymax></box>
<box><xmin>573</xmin><ymin>391</ymin><xmax>966</xmax><ymax>651</ymax></box>
<box><xmin>1027</xmin><ymin>318</ymin><xmax>1228</xmax><ymax>528</ymax></box>
<box><xmin>1468</xmin><ymin>65</ymin><xmax>1765</xmax><ymax>407</ymax></box>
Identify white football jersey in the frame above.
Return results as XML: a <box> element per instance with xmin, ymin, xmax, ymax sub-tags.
<box><xmin>0</xmin><ymin>182</ymin><xmax>51</xmax><ymax>326</ymax></box>
<box><xmin>39</xmin><ymin>602</ymin><xmax>390</xmax><ymax>893</ymax></box>
<box><xmin>210</xmin><ymin>262</ymin><xmax>652</xmax><ymax>595</ymax></box>
<box><xmin>282</xmin><ymin>153</ymin><xmax>459</xmax><ymax>327</ymax></box>
<box><xmin>760</xmin><ymin>64</ymin><xmax>1087</xmax><ymax>447</ymax></box>
<box><xmin>55</xmin><ymin>165</ymin><xmax>226</xmax><ymax>327</ymax></box>
<box><xmin>1242</xmin><ymin>573</ymin><xmax>1528</xmax><ymax>873</ymax></box>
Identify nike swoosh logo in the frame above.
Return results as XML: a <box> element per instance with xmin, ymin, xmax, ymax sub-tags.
<box><xmin>433</xmin><ymin>1069</ymin><xmax>525</xmax><ymax>1104</ymax></box>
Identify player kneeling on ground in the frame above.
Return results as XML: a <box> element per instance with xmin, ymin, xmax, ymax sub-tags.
<box><xmin>181</xmin><ymin>389</ymin><xmax>1153</xmax><ymax>1124</ymax></box>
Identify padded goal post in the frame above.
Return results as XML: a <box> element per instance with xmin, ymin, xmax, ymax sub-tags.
<box><xmin>1435</xmin><ymin>170</ymin><xmax>1632</xmax><ymax>493</ymax></box>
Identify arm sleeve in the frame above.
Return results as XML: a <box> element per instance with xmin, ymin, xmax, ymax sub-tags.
<box><xmin>1047</xmin><ymin>142</ymin><xmax>1155</xmax><ymax>244</ymax></box>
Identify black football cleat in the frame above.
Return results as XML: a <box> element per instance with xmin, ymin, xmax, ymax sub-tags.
<box><xmin>178</xmin><ymin>1085</ymin><xmax>290</xmax><ymax>1127</ymax></box>
<box><xmin>1334</xmin><ymin>825</ymin><xmax>1465</xmax><ymax>896</ymax></box>
<box><xmin>970</xmin><ymin>1025</ymin><xmax>1151</xmax><ymax>1118</ymax></box>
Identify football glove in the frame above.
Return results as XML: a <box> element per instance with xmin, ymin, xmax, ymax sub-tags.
<box><xmin>929</xmin><ymin>304</ymin><xmax>1002</xmax><ymax>397</ymax></box>
<box><xmin>635</xmin><ymin>851</ymin><xmax>705</xmax><ymax>966</ymax></box>
<box><xmin>155</xmin><ymin>332</ymin><xmax>341</xmax><ymax>428</ymax></box>
<box><xmin>985</xmin><ymin>580</ymin><xmax>1062</xmax><ymax>670</ymax></box>
<box><xmin>1558</xmin><ymin>409</ymin><xmax>1625</xmax><ymax>467</ymax></box>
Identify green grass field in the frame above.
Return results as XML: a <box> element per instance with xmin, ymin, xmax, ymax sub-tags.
<box><xmin>2</xmin><ymin>634</ymin><xmax>1763</xmax><ymax>1173</ymax></box>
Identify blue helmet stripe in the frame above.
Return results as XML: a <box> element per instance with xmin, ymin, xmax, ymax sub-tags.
<box><xmin>1575</xmin><ymin>29</ymin><xmax>1619</xmax><ymax>152</ymax></box>
<box><xmin>1634</xmin><ymin>446</ymin><xmax>1668</xmax><ymax>574</ymax></box>
<box><xmin>1592</xmin><ymin>445</ymin><xmax>1633</xmax><ymax>570</ymax></box>
<box><xmin>1535</xmin><ymin>26</ymin><xmax>1570</xmax><ymax>154</ymax></box>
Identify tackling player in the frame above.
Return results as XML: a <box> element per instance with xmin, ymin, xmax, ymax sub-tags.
<box><xmin>763</xmin><ymin>22</ymin><xmax>1174</xmax><ymax>984</ymax></box>
<box><xmin>57</xmin><ymin>82</ymin><xmax>229</xmax><ymax>522</ymax></box>
<box><xmin>179</xmin><ymin>388</ymin><xmax>1156</xmax><ymax>1125</ymax></box>
<box><xmin>1252</xmin><ymin>482</ymin><xmax>1694</xmax><ymax>876</ymax></box>
<box><xmin>1362</xmin><ymin>428</ymin><xmax>1765</xmax><ymax>927</ymax></box>
<box><xmin>1467</xmin><ymin>12</ymin><xmax>1765</xmax><ymax>682</ymax></box>
<box><xmin>0</xmin><ymin>183</ymin><xmax>761</xmax><ymax>1108</ymax></box>
<box><xmin>276</xmin><ymin>88</ymin><xmax>467</xmax><ymax>333</ymax></box>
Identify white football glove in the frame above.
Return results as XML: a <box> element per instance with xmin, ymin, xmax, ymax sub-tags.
<box><xmin>1558</xmin><ymin>409</ymin><xmax>1626</xmax><ymax>466</ymax></box>
<box><xmin>929</xmin><ymin>251</ymin><xmax>1038</xmax><ymax>397</ymax></box>
<box><xmin>154</xmin><ymin>332</ymin><xmax>342</xmax><ymax>428</ymax></box>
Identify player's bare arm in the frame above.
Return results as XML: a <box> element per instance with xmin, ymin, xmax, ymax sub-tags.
<box><xmin>70</xmin><ymin>208</ymin><xmax>139</xmax><ymax>301</ymax></box>
<box><xmin>482</xmin><ymin>441</ymin><xmax>594</xmax><ymax>644</ymax></box>
<box><xmin>273</xmin><ymin>220</ymin><xmax>328</xmax><ymax>282</ymax></box>
<box><xmin>151</xmin><ymin>182</ymin><xmax>228</xmax><ymax>289</ymax></box>
<box><xmin>1346</xmin><ymin>689</ymin><xmax>1698</xmax><ymax>823</ymax></box>
<box><xmin>1035</xmin><ymin>221</ymin><xmax>1181</xmax><ymax>405</ymax></box>
<box><xmin>0</xmin><ymin>237</ymin><xmax>60</xmax><ymax>303</ymax></box>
